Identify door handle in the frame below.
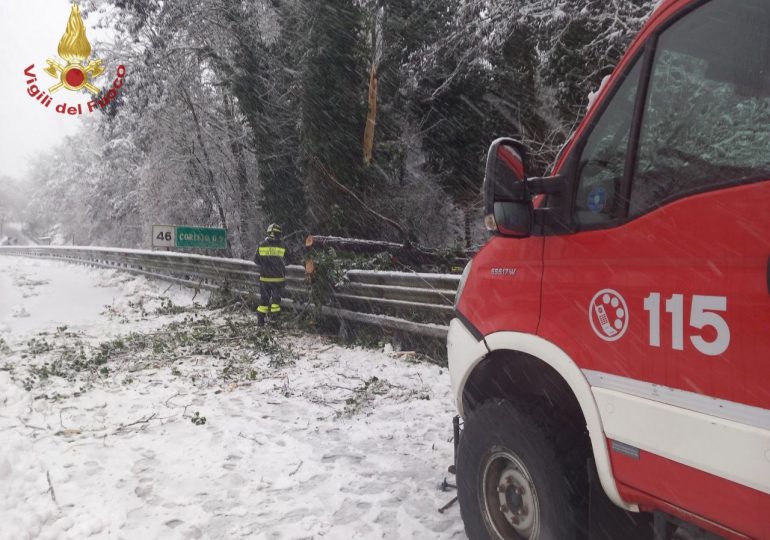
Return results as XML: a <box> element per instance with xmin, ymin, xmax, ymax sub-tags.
<box><xmin>767</xmin><ymin>256</ymin><xmax>770</xmax><ymax>295</ymax></box>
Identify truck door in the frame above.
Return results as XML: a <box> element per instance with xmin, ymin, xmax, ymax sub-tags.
<box><xmin>538</xmin><ymin>0</ymin><xmax>770</xmax><ymax>537</ymax></box>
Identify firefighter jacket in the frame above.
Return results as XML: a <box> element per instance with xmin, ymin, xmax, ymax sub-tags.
<box><xmin>254</xmin><ymin>237</ymin><xmax>286</xmax><ymax>282</ymax></box>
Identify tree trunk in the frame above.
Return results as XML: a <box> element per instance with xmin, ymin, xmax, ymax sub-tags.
<box><xmin>463</xmin><ymin>206</ymin><xmax>472</xmax><ymax>250</ymax></box>
<box><xmin>223</xmin><ymin>94</ymin><xmax>254</xmax><ymax>258</ymax></box>
<box><xmin>181</xmin><ymin>87</ymin><xmax>233</xmax><ymax>258</ymax></box>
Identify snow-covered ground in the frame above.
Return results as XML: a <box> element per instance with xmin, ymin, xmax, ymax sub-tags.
<box><xmin>0</xmin><ymin>256</ymin><xmax>466</xmax><ymax>540</ymax></box>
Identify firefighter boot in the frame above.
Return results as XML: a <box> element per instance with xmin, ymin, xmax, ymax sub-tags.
<box><xmin>268</xmin><ymin>304</ymin><xmax>281</xmax><ymax>327</ymax></box>
<box><xmin>257</xmin><ymin>305</ymin><xmax>269</xmax><ymax>327</ymax></box>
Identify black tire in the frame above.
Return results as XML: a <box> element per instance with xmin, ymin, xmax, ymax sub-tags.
<box><xmin>457</xmin><ymin>400</ymin><xmax>586</xmax><ymax>540</ymax></box>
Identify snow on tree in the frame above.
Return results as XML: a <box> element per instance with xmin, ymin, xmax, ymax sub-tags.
<box><xmin>24</xmin><ymin>0</ymin><xmax>659</xmax><ymax>252</ymax></box>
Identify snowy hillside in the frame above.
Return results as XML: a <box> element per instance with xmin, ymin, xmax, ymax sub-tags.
<box><xmin>0</xmin><ymin>256</ymin><xmax>465</xmax><ymax>539</ymax></box>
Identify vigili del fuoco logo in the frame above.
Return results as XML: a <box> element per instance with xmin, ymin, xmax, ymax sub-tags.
<box><xmin>23</xmin><ymin>3</ymin><xmax>126</xmax><ymax>116</ymax></box>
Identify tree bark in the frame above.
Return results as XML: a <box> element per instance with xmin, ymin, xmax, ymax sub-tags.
<box><xmin>463</xmin><ymin>206</ymin><xmax>472</xmax><ymax>250</ymax></box>
<box><xmin>181</xmin><ymin>87</ymin><xmax>233</xmax><ymax>257</ymax></box>
<box><xmin>223</xmin><ymin>94</ymin><xmax>254</xmax><ymax>258</ymax></box>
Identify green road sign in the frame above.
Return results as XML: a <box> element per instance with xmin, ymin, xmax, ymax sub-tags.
<box><xmin>175</xmin><ymin>226</ymin><xmax>228</xmax><ymax>249</ymax></box>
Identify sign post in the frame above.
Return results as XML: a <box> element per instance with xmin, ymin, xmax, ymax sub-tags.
<box><xmin>152</xmin><ymin>225</ymin><xmax>175</xmax><ymax>248</ymax></box>
<box><xmin>152</xmin><ymin>225</ymin><xmax>227</xmax><ymax>250</ymax></box>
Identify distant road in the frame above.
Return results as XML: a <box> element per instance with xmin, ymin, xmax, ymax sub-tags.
<box><xmin>1</xmin><ymin>222</ymin><xmax>38</xmax><ymax>246</ymax></box>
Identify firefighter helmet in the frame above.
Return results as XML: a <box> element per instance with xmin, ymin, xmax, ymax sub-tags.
<box><xmin>267</xmin><ymin>223</ymin><xmax>282</xmax><ymax>237</ymax></box>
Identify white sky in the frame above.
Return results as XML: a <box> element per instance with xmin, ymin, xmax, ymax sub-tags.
<box><xmin>0</xmin><ymin>1</ymin><xmax>110</xmax><ymax>181</ymax></box>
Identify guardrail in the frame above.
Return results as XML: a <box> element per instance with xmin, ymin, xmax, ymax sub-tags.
<box><xmin>0</xmin><ymin>246</ymin><xmax>459</xmax><ymax>339</ymax></box>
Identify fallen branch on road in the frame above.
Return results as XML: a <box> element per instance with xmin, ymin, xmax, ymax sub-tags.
<box><xmin>237</xmin><ymin>432</ymin><xmax>264</xmax><ymax>446</ymax></box>
<box><xmin>46</xmin><ymin>470</ymin><xmax>58</xmax><ymax>505</ymax></box>
<box><xmin>113</xmin><ymin>412</ymin><xmax>158</xmax><ymax>434</ymax></box>
<box><xmin>289</xmin><ymin>460</ymin><xmax>303</xmax><ymax>476</ymax></box>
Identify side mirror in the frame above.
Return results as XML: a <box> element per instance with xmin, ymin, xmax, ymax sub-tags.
<box><xmin>483</xmin><ymin>138</ymin><xmax>533</xmax><ymax>237</ymax></box>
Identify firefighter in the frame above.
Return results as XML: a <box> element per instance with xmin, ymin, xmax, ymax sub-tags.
<box><xmin>254</xmin><ymin>223</ymin><xmax>286</xmax><ymax>326</ymax></box>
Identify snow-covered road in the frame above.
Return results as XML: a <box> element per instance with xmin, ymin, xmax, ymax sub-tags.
<box><xmin>0</xmin><ymin>268</ymin><xmax>16</xmax><ymax>322</ymax></box>
<box><xmin>0</xmin><ymin>256</ymin><xmax>466</xmax><ymax>540</ymax></box>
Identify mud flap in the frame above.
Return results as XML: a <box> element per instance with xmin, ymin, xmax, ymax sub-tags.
<box><xmin>589</xmin><ymin>458</ymin><xmax>654</xmax><ymax>540</ymax></box>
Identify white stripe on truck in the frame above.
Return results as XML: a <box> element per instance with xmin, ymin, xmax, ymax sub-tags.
<box><xmin>585</xmin><ymin>369</ymin><xmax>770</xmax><ymax>495</ymax></box>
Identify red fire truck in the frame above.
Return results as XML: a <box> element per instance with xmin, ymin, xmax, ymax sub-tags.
<box><xmin>448</xmin><ymin>0</ymin><xmax>770</xmax><ymax>538</ymax></box>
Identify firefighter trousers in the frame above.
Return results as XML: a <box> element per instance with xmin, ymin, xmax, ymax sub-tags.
<box><xmin>257</xmin><ymin>281</ymin><xmax>283</xmax><ymax>324</ymax></box>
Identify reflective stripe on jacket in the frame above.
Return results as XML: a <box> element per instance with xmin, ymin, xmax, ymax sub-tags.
<box><xmin>254</xmin><ymin>237</ymin><xmax>286</xmax><ymax>282</ymax></box>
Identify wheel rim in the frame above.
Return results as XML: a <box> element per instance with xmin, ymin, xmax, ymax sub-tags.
<box><xmin>481</xmin><ymin>448</ymin><xmax>541</xmax><ymax>539</ymax></box>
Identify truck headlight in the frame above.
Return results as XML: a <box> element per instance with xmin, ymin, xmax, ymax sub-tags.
<box><xmin>454</xmin><ymin>260</ymin><xmax>473</xmax><ymax>309</ymax></box>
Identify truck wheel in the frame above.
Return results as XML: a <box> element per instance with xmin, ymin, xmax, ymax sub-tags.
<box><xmin>457</xmin><ymin>400</ymin><xmax>584</xmax><ymax>540</ymax></box>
